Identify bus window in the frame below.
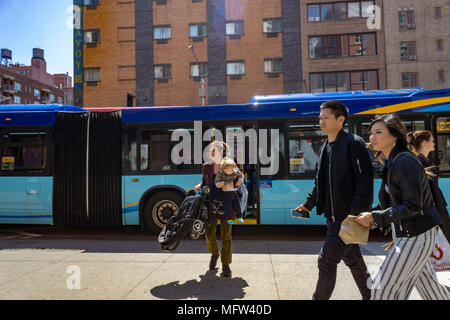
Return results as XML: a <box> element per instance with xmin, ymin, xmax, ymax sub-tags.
<box><xmin>289</xmin><ymin>123</ymin><xmax>323</xmax><ymax>176</ymax></box>
<box><xmin>139</xmin><ymin>128</ymin><xmax>200</xmax><ymax>173</ymax></box>
<box><xmin>359</xmin><ymin>119</ymin><xmax>425</xmax><ymax>174</ymax></box>
<box><xmin>437</xmin><ymin>117</ymin><xmax>450</xmax><ymax>173</ymax></box>
<box><xmin>125</xmin><ymin>127</ymin><xmax>137</xmax><ymax>172</ymax></box>
<box><xmin>0</xmin><ymin>131</ymin><xmax>48</xmax><ymax>174</ymax></box>
<box><xmin>258</xmin><ymin>123</ymin><xmax>285</xmax><ymax>179</ymax></box>
<box><xmin>288</xmin><ymin>122</ymin><xmax>349</xmax><ymax>177</ymax></box>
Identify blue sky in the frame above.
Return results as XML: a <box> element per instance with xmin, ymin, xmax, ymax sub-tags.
<box><xmin>0</xmin><ymin>0</ymin><xmax>73</xmax><ymax>77</ymax></box>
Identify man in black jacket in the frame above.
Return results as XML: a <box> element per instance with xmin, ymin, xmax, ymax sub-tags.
<box><xmin>295</xmin><ymin>100</ymin><xmax>373</xmax><ymax>300</ymax></box>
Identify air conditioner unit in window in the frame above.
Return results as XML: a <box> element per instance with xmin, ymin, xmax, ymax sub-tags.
<box><xmin>409</xmin><ymin>55</ymin><xmax>417</xmax><ymax>61</ymax></box>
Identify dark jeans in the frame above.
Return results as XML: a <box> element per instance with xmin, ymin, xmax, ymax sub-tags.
<box><xmin>222</xmin><ymin>191</ymin><xmax>242</xmax><ymax>220</ymax></box>
<box><xmin>313</xmin><ymin>219</ymin><xmax>371</xmax><ymax>300</ymax></box>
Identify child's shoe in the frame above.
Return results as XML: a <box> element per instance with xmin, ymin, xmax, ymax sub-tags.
<box><xmin>238</xmin><ymin>218</ymin><xmax>245</xmax><ymax>223</ymax></box>
<box><xmin>227</xmin><ymin>220</ymin><xmax>235</xmax><ymax>225</ymax></box>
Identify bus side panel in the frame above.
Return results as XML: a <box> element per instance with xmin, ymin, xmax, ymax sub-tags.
<box><xmin>121</xmin><ymin>174</ymin><xmax>202</xmax><ymax>225</ymax></box>
<box><xmin>259</xmin><ymin>179</ymin><xmax>325</xmax><ymax>225</ymax></box>
<box><xmin>262</xmin><ymin>179</ymin><xmax>382</xmax><ymax>226</ymax></box>
<box><xmin>0</xmin><ymin>177</ymin><xmax>53</xmax><ymax>224</ymax></box>
<box><xmin>439</xmin><ymin>178</ymin><xmax>450</xmax><ymax>214</ymax></box>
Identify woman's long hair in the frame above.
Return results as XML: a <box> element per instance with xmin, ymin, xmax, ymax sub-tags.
<box><xmin>368</xmin><ymin>113</ymin><xmax>408</xmax><ymax>163</ymax></box>
<box><xmin>407</xmin><ymin>130</ymin><xmax>437</xmax><ymax>179</ymax></box>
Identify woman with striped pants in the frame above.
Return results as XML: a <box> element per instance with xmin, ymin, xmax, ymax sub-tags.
<box><xmin>356</xmin><ymin>114</ymin><xmax>450</xmax><ymax>300</ymax></box>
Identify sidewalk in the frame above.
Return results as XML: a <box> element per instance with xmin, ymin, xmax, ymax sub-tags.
<box><xmin>0</xmin><ymin>238</ymin><xmax>448</xmax><ymax>300</ymax></box>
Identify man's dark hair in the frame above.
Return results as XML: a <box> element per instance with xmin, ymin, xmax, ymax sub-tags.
<box><xmin>320</xmin><ymin>100</ymin><xmax>349</xmax><ymax>123</ymax></box>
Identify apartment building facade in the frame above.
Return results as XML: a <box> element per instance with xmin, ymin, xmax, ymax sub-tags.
<box><xmin>383</xmin><ymin>0</ymin><xmax>449</xmax><ymax>89</ymax></box>
<box><xmin>0</xmin><ymin>65</ymin><xmax>65</xmax><ymax>105</ymax></box>
<box><xmin>75</xmin><ymin>0</ymin><xmax>446</xmax><ymax>108</ymax></box>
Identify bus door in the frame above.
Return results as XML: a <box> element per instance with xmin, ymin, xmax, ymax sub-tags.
<box><xmin>435</xmin><ymin>114</ymin><xmax>450</xmax><ymax>211</ymax></box>
<box><xmin>222</xmin><ymin>124</ymin><xmax>258</xmax><ymax>223</ymax></box>
<box><xmin>257</xmin><ymin>121</ymin><xmax>286</xmax><ymax>224</ymax></box>
<box><xmin>0</xmin><ymin>129</ymin><xmax>52</xmax><ymax>224</ymax></box>
<box><xmin>285</xmin><ymin>120</ymin><xmax>325</xmax><ymax>225</ymax></box>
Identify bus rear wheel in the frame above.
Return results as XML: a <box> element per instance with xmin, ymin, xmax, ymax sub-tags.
<box><xmin>143</xmin><ymin>191</ymin><xmax>184</xmax><ymax>233</ymax></box>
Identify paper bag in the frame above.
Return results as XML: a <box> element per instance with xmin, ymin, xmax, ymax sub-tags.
<box><xmin>339</xmin><ymin>215</ymin><xmax>369</xmax><ymax>245</ymax></box>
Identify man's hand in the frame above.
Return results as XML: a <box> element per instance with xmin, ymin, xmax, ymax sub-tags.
<box><xmin>293</xmin><ymin>204</ymin><xmax>310</xmax><ymax>220</ymax></box>
<box><xmin>193</xmin><ymin>183</ymin><xmax>201</xmax><ymax>192</ymax></box>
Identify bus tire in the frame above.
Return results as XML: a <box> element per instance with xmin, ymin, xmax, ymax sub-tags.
<box><xmin>143</xmin><ymin>191</ymin><xmax>184</xmax><ymax>234</ymax></box>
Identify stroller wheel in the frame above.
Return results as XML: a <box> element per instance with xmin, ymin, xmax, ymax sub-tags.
<box><xmin>192</xmin><ymin>220</ymin><xmax>204</xmax><ymax>233</ymax></box>
<box><xmin>190</xmin><ymin>230</ymin><xmax>201</xmax><ymax>239</ymax></box>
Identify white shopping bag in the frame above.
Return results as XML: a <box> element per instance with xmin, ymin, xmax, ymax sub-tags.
<box><xmin>429</xmin><ymin>227</ymin><xmax>450</xmax><ymax>272</ymax></box>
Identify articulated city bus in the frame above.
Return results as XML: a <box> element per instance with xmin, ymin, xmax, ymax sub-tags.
<box><xmin>1</xmin><ymin>88</ymin><xmax>449</xmax><ymax>233</ymax></box>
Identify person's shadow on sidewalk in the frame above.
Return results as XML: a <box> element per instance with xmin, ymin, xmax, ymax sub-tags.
<box><xmin>150</xmin><ymin>269</ymin><xmax>249</xmax><ymax>300</ymax></box>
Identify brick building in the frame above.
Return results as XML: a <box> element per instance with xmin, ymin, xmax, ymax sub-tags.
<box><xmin>74</xmin><ymin>0</ymin><xmax>444</xmax><ymax>108</ymax></box>
<box><xmin>383</xmin><ymin>0</ymin><xmax>449</xmax><ymax>89</ymax></box>
<box><xmin>0</xmin><ymin>49</ymin><xmax>67</xmax><ymax>105</ymax></box>
<box><xmin>53</xmin><ymin>73</ymin><xmax>74</xmax><ymax>106</ymax></box>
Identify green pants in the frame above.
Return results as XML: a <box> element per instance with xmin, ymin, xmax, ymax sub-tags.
<box><xmin>205</xmin><ymin>219</ymin><xmax>232</xmax><ymax>265</ymax></box>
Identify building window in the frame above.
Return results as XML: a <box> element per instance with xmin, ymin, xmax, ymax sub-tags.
<box><xmin>34</xmin><ymin>89</ymin><xmax>40</xmax><ymax>99</ymax></box>
<box><xmin>310</xmin><ymin>70</ymin><xmax>378</xmax><ymax>92</ymax></box>
<box><xmin>307</xmin><ymin>1</ymin><xmax>374</xmax><ymax>22</ymax></box>
<box><xmin>400</xmin><ymin>41</ymin><xmax>417</xmax><ymax>61</ymax></box>
<box><xmin>226</xmin><ymin>61</ymin><xmax>245</xmax><ymax>76</ymax></box>
<box><xmin>438</xmin><ymin>70</ymin><xmax>445</xmax><ymax>83</ymax></box>
<box><xmin>308</xmin><ymin>33</ymin><xmax>377</xmax><ymax>59</ymax></box>
<box><xmin>84</xmin><ymin>29</ymin><xmax>100</xmax><ymax>44</ymax></box>
<box><xmin>263</xmin><ymin>18</ymin><xmax>282</xmax><ymax>34</ymax></box>
<box><xmin>14</xmin><ymin>96</ymin><xmax>21</xmax><ymax>104</ymax></box>
<box><xmin>402</xmin><ymin>72</ymin><xmax>418</xmax><ymax>88</ymax></box>
<box><xmin>14</xmin><ymin>82</ymin><xmax>21</xmax><ymax>91</ymax></box>
<box><xmin>190</xmin><ymin>63</ymin><xmax>208</xmax><ymax>78</ymax></box>
<box><xmin>154</xmin><ymin>64</ymin><xmax>172</xmax><ymax>79</ymax></box>
<box><xmin>264</xmin><ymin>59</ymin><xmax>282</xmax><ymax>74</ymax></box>
<box><xmin>84</xmin><ymin>0</ymin><xmax>99</xmax><ymax>5</ymax></box>
<box><xmin>437</xmin><ymin>39</ymin><xmax>443</xmax><ymax>51</ymax></box>
<box><xmin>307</xmin><ymin>5</ymin><xmax>320</xmax><ymax>22</ymax></box>
<box><xmin>334</xmin><ymin>3</ymin><xmax>347</xmax><ymax>20</ymax></box>
<box><xmin>226</xmin><ymin>20</ymin><xmax>244</xmax><ymax>36</ymax></box>
<box><xmin>361</xmin><ymin>1</ymin><xmax>375</xmax><ymax>18</ymax></box>
<box><xmin>189</xmin><ymin>23</ymin><xmax>207</xmax><ymax>38</ymax></box>
<box><xmin>434</xmin><ymin>7</ymin><xmax>441</xmax><ymax>19</ymax></box>
<box><xmin>153</xmin><ymin>26</ymin><xmax>171</xmax><ymax>40</ymax></box>
<box><xmin>348</xmin><ymin>2</ymin><xmax>361</xmax><ymax>18</ymax></box>
<box><xmin>321</xmin><ymin>3</ymin><xmax>335</xmax><ymax>21</ymax></box>
<box><xmin>84</xmin><ymin>67</ymin><xmax>101</xmax><ymax>82</ymax></box>
<box><xmin>398</xmin><ymin>8</ymin><xmax>415</xmax><ymax>31</ymax></box>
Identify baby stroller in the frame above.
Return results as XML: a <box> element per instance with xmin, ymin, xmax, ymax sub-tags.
<box><xmin>158</xmin><ymin>186</ymin><xmax>214</xmax><ymax>252</ymax></box>
<box><xmin>158</xmin><ymin>184</ymin><xmax>248</xmax><ymax>252</ymax></box>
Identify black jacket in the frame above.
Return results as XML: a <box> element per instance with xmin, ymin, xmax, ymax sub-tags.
<box><xmin>371</xmin><ymin>147</ymin><xmax>441</xmax><ymax>238</ymax></box>
<box><xmin>416</xmin><ymin>154</ymin><xmax>450</xmax><ymax>241</ymax></box>
<box><xmin>303</xmin><ymin>129</ymin><xmax>374</xmax><ymax>222</ymax></box>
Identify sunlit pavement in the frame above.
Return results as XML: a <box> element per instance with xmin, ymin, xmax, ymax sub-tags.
<box><xmin>0</xmin><ymin>237</ymin><xmax>448</xmax><ymax>300</ymax></box>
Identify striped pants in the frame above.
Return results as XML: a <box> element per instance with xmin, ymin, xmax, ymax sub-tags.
<box><xmin>371</xmin><ymin>227</ymin><xmax>450</xmax><ymax>300</ymax></box>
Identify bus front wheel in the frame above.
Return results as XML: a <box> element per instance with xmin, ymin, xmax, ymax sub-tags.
<box><xmin>143</xmin><ymin>191</ymin><xmax>184</xmax><ymax>233</ymax></box>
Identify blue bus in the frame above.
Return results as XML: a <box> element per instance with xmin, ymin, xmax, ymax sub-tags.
<box><xmin>1</xmin><ymin>88</ymin><xmax>450</xmax><ymax>233</ymax></box>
